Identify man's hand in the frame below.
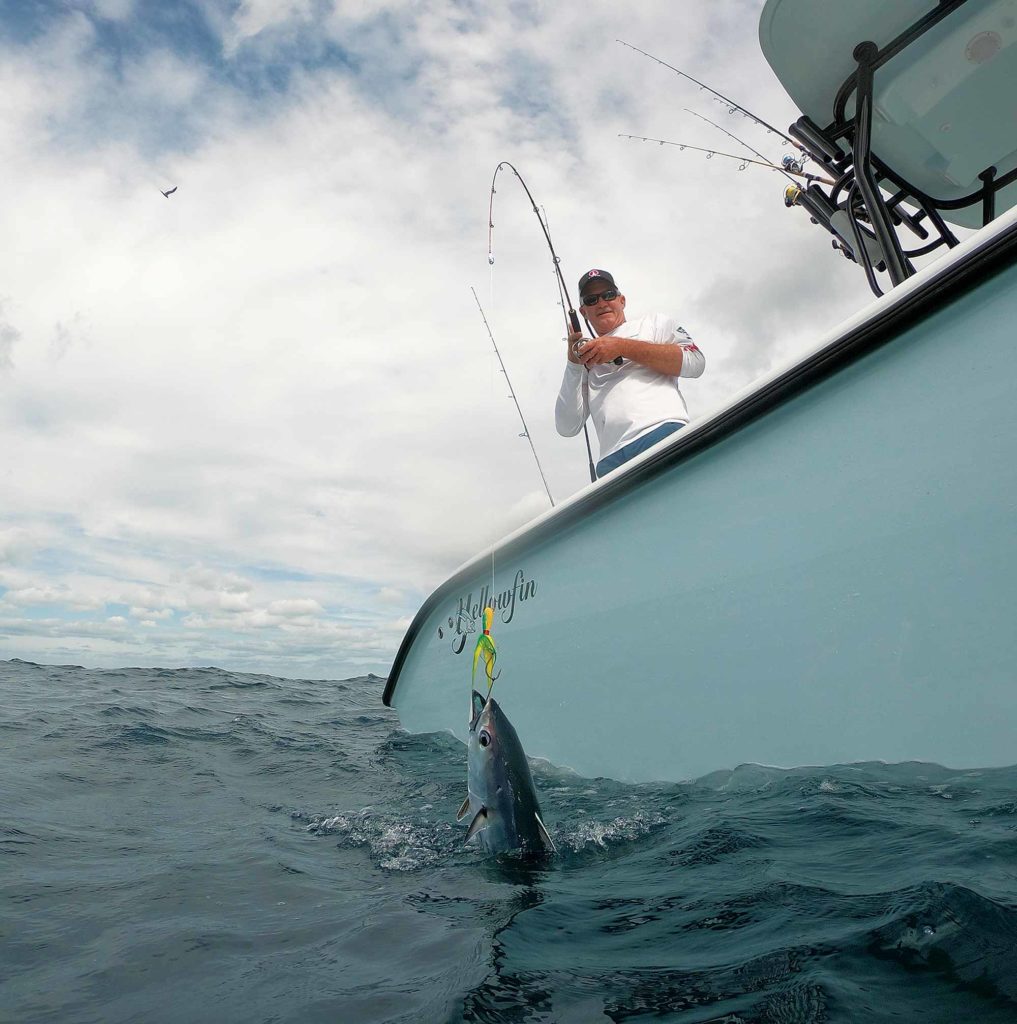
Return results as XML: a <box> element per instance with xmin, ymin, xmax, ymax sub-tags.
<box><xmin>577</xmin><ymin>335</ymin><xmax>626</xmax><ymax>367</ymax></box>
<box><xmin>566</xmin><ymin>328</ymin><xmax>585</xmax><ymax>364</ymax></box>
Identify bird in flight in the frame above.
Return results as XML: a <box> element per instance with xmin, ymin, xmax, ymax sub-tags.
<box><xmin>161</xmin><ymin>186</ymin><xmax>178</xmax><ymax>198</ymax></box>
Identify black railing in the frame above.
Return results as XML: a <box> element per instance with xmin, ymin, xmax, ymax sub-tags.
<box><xmin>782</xmin><ymin>0</ymin><xmax>1012</xmax><ymax>296</ymax></box>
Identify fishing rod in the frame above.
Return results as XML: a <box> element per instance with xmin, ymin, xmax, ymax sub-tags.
<box><xmin>488</xmin><ymin>161</ymin><xmax>597</xmax><ymax>483</ymax></box>
<box><xmin>618</xmin><ymin>134</ymin><xmax>833</xmax><ymax>184</ymax></box>
<box><xmin>538</xmin><ymin>201</ymin><xmax>625</xmax><ymax>371</ymax></box>
<box><xmin>683</xmin><ymin>108</ymin><xmax>813</xmax><ymax>186</ymax></box>
<box><xmin>471</xmin><ymin>286</ymin><xmax>555</xmax><ymax>508</ymax></box>
<box><xmin>488</xmin><ymin>162</ymin><xmax>584</xmax><ymax>333</ymax></box>
<box><xmin>616</xmin><ymin>39</ymin><xmax>805</xmax><ymax>153</ymax></box>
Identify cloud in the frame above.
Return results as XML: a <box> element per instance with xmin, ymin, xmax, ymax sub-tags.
<box><xmin>223</xmin><ymin>0</ymin><xmax>317</xmax><ymax>55</ymax></box>
<box><xmin>0</xmin><ymin>302</ymin><xmax>19</xmax><ymax>371</ymax></box>
<box><xmin>0</xmin><ymin>528</ymin><xmax>37</xmax><ymax>564</ymax></box>
<box><xmin>266</xmin><ymin>598</ymin><xmax>324</xmax><ymax>617</ymax></box>
<box><xmin>90</xmin><ymin>0</ymin><xmax>135</xmax><ymax>21</ymax></box>
<box><xmin>129</xmin><ymin>606</ymin><xmax>173</xmax><ymax>619</ymax></box>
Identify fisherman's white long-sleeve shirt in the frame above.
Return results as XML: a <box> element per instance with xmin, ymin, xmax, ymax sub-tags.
<box><xmin>555</xmin><ymin>313</ymin><xmax>705</xmax><ymax>461</ymax></box>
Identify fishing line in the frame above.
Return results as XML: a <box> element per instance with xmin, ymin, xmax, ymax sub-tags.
<box><xmin>488</xmin><ymin>161</ymin><xmax>597</xmax><ymax>483</ymax></box>
<box><xmin>616</xmin><ymin>39</ymin><xmax>805</xmax><ymax>153</ymax></box>
<box><xmin>470</xmin><ymin>294</ymin><xmax>500</xmax><ymax>723</ymax></box>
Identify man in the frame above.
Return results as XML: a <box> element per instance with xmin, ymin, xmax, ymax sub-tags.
<box><xmin>555</xmin><ymin>268</ymin><xmax>705</xmax><ymax>478</ymax></box>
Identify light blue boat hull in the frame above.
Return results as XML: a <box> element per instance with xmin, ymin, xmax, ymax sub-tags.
<box><xmin>385</xmin><ymin>216</ymin><xmax>1017</xmax><ymax>783</ymax></box>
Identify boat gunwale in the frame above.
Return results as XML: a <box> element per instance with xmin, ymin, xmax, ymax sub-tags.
<box><xmin>383</xmin><ymin>212</ymin><xmax>1017</xmax><ymax>708</ymax></box>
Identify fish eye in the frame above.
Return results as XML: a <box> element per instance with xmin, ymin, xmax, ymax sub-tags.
<box><xmin>479</xmin><ymin>730</ymin><xmax>492</xmax><ymax>747</ymax></box>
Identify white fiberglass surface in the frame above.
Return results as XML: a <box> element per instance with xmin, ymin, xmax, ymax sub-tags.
<box><xmin>393</xmin><ymin>256</ymin><xmax>1017</xmax><ymax>783</ymax></box>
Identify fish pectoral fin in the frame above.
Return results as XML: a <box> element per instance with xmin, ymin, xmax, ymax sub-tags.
<box><xmin>534</xmin><ymin>812</ymin><xmax>556</xmax><ymax>853</ymax></box>
<box><xmin>456</xmin><ymin>796</ymin><xmax>471</xmax><ymax>822</ymax></box>
<box><xmin>464</xmin><ymin>807</ymin><xmax>489</xmax><ymax>843</ymax></box>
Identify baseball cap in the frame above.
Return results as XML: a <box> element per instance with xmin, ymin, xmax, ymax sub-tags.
<box><xmin>577</xmin><ymin>269</ymin><xmax>617</xmax><ymax>294</ymax></box>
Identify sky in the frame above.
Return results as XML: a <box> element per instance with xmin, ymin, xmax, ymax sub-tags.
<box><xmin>0</xmin><ymin>0</ymin><xmax>881</xmax><ymax>680</ymax></box>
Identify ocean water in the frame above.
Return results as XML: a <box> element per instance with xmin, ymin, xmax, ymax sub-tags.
<box><xmin>3</xmin><ymin>658</ymin><xmax>1017</xmax><ymax>1024</ymax></box>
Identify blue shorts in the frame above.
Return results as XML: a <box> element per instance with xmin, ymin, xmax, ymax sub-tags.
<box><xmin>596</xmin><ymin>421</ymin><xmax>685</xmax><ymax>479</ymax></box>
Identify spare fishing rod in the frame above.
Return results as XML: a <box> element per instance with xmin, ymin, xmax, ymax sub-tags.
<box><xmin>616</xmin><ymin>39</ymin><xmax>805</xmax><ymax>153</ymax></box>
<box><xmin>620</xmin><ymin>105</ymin><xmax>836</xmax><ymax>186</ymax></box>
<box><xmin>488</xmin><ymin>161</ymin><xmax>599</xmax><ymax>483</ymax></box>
<box><xmin>682</xmin><ymin>108</ymin><xmax>823</xmax><ymax>186</ymax></box>
<box><xmin>618</xmin><ymin>133</ymin><xmax>832</xmax><ymax>182</ymax></box>
<box><xmin>471</xmin><ymin>286</ymin><xmax>555</xmax><ymax>508</ymax></box>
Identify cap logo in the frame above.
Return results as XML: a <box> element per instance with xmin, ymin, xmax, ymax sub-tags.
<box><xmin>586</xmin><ymin>269</ymin><xmax>601</xmax><ymax>278</ymax></box>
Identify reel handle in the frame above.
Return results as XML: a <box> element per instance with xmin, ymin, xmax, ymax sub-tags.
<box><xmin>569</xmin><ymin>309</ymin><xmax>622</xmax><ymax>365</ymax></box>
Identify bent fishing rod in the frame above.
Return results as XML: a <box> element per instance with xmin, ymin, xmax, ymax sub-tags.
<box><xmin>488</xmin><ymin>161</ymin><xmax>600</xmax><ymax>483</ymax></box>
<box><xmin>471</xmin><ymin>286</ymin><xmax>555</xmax><ymax>508</ymax></box>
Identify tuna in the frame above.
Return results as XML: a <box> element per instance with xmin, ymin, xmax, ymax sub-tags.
<box><xmin>457</xmin><ymin>691</ymin><xmax>555</xmax><ymax>855</ymax></box>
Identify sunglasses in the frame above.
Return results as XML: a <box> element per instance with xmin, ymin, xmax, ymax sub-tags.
<box><xmin>580</xmin><ymin>288</ymin><xmax>620</xmax><ymax>306</ymax></box>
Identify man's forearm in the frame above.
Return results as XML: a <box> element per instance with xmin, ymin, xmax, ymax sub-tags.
<box><xmin>609</xmin><ymin>338</ymin><xmax>684</xmax><ymax>376</ymax></box>
<box><xmin>598</xmin><ymin>338</ymin><xmax>705</xmax><ymax>378</ymax></box>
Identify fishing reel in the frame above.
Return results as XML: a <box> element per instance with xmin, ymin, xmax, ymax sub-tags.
<box><xmin>784</xmin><ymin>183</ymin><xmax>803</xmax><ymax>208</ymax></box>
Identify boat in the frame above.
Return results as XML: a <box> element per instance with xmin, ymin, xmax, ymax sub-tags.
<box><xmin>383</xmin><ymin>0</ymin><xmax>1017</xmax><ymax>783</ymax></box>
